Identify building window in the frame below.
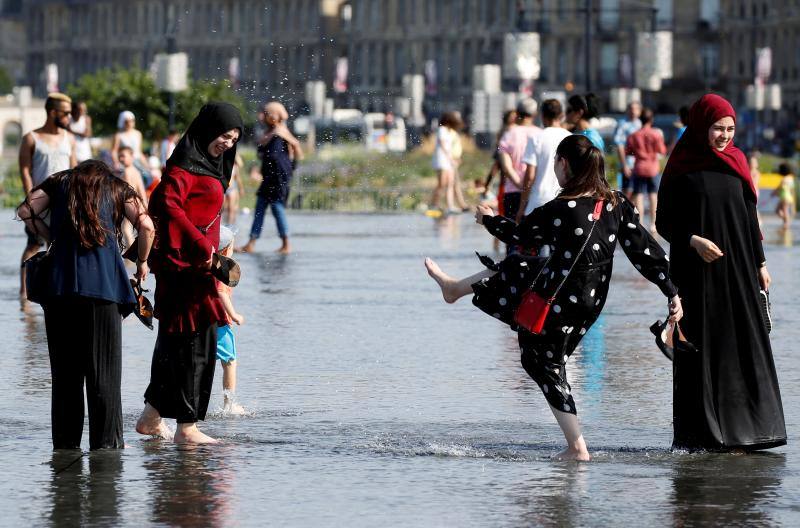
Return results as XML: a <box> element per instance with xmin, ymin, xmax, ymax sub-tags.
<box><xmin>599</xmin><ymin>0</ymin><xmax>619</xmax><ymax>32</ymax></box>
<box><xmin>600</xmin><ymin>42</ymin><xmax>618</xmax><ymax>85</ymax></box>
<box><xmin>655</xmin><ymin>0</ymin><xmax>673</xmax><ymax>29</ymax></box>
<box><xmin>700</xmin><ymin>43</ymin><xmax>719</xmax><ymax>81</ymax></box>
<box><xmin>700</xmin><ymin>0</ymin><xmax>720</xmax><ymax>29</ymax></box>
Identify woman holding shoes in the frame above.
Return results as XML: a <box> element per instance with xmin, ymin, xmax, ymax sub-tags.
<box><xmin>136</xmin><ymin>102</ymin><xmax>243</xmax><ymax>444</ymax></box>
<box><xmin>656</xmin><ymin>94</ymin><xmax>786</xmax><ymax>451</ymax></box>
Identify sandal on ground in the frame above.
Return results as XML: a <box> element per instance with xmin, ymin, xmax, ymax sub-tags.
<box><xmin>211</xmin><ymin>253</ymin><xmax>241</xmax><ymax>287</ymax></box>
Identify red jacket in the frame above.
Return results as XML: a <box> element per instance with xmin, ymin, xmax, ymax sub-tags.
<box><xmin>148</xmin><ymin>166</ymin><xmax>227</xmax><ymax>333</ymax></box>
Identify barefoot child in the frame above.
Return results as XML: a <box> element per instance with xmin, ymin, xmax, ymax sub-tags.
<box><xmin>118</xmin><ymin>146</ymin><xmax>148</xmax><ymax>248</ymax></box>
<box><xmin>773</xmin><ymin>163</ymin><xmax>796</xmax><ymax>229</ymax></box>
<box><xmin>217</xmin><ymin>226</ymin><xmax>245</xmax><ymax>413</ymax></box>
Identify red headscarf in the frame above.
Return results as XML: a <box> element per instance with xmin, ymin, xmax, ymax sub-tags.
<box><xmin>661</xmin><ymin>94</ymin><xmax>757</xmax><ymax>201</ymax></box>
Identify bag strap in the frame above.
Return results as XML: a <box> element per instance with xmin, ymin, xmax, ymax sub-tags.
<box><xmin>531</xmin><ymin>199</ymin><xmax>604</xmax><ymax>300</ymax></box>
<box><xmin>198</xmin><ymin>209</ymin><xmax>222</xmax><ymax>234</ymax></box>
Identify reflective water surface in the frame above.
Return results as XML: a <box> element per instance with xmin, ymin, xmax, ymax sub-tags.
<box><xmin>1</xmin><ymin>211</ymin><xmax>798</xmax><ymax>526</ymax></box>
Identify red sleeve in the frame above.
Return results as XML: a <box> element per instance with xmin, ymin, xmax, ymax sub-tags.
<box><xmin>657</xmin><ymin>134</ymin><xmax>667</xmax><ymax>155</ymax></box>
<box><xmin>153</xmin><ymin>167</ymin><xmax>213</xmax><ymax>267</ymax></box>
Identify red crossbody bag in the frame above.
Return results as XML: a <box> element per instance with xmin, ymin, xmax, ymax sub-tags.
<box><xmin>514</xmin><ymin>200</ymin><xmax>604</xmax><ymax>334</ymax></box>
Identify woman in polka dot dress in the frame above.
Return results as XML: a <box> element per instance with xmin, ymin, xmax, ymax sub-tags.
<box><xmin>425</xmin><ymin>135</ymin><xmax>683</xmax><ymax>460</ymax></box>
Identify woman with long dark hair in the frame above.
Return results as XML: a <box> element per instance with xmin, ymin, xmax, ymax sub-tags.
<box><xmin>566</xmin><ymin>93</ymin><xmax>605</xmax><ymax>151</ymax></box>
<box><xmin>136</xmin><ymin>102</ymin><xmax>243</xmax><ymax>444</ymax></box>
<box><xmin>425</xmin><ymin>135</ymin><xmax>681</xmax><ymax>460</ymax></box>
<box><xmin>17</xmin><ymin>160</ymin><xmax>154</xmax><ymax>449</ymax></box>
<box><xmin>656</xmin><ymin>94</ymin><xmax>786</xmax><ymax>451</ymax></box>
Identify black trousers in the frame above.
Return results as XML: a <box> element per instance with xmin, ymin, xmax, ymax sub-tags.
<box><xmin>43</xmin><ymin>297</ymin><xmax>124</xmax><ymax>450</ymax></box>
<box><xmin>144</xmin><ymin>323</ymin><xmax>217</xmax><ymax>424</ymax></box>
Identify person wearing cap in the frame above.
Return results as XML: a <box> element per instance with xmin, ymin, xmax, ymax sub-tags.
<box><xmin>18</xmin><ymin>92</ymin><xmax>77</xmax><ymax>299</ymax></box>
<box><xmin>215</xmin><ymin>225</ymin><xmax>245</xmax><ymax>415</ymax></box>
<box><xmin>111</xmin><ymin>110</ymin><xmax>149</xmax><ymax>182</ymax></box>
<box><xmin>497</xmin><ymin>98</ymin><xmax>541</xmax><ymax>253</ymax></box>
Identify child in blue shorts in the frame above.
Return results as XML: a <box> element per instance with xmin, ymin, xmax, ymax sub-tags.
<box><xmin>217</xmin><ymin>226</ymin><xmax>245</xmax><ymax>414</ymax></box>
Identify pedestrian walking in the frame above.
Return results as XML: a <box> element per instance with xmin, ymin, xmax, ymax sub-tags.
<box><xmin>111</xmin><ymin>110</ymin><xmax>150</xmax><ymax>185</ymax></box>
<box><xmin>17</xmin><ymin>93</ymin><xmax>77</xmax><ymax>299</ymax></box>
<box><xmin>656</xmin><ymin>94</ymin><xmax>786</xmax><ymax>451</ymax></box>
<box><xmin>613</xmin><ymin>101</ymin><xmax>642</xmax><ymax>194</ymax></box>
<box><xmin>17</xmin><ymin>160</ymin><xmax>154</xmax><ymax>449</ymax></box>
<box><xmin>626</xmin><ymin>107</ymin><xmax>666</xmax><ymax>232</ymax></box>
<box><xmin>773</xmin><ymin>162</ymin><xmax>796</xmax><ymax>229</ymax></box>
<box><xmin>566</xmin><ymin>94</ymin><xmax>605</xmax><ymax>151</ymax></box>
<box><xmin>223</xmin><ymin>154</ymin><xmax>245</xmax><ymax>225</ymax></box>
<box><xmin>69</xmin><ymin>101</ymin><xmax>93</xmax><ymax>162</ymax></box>
<box><xmin>428</xmin><ymin>111</ymin><xmax>466</xmax><ymax>214</ymax></box>
<box><xmin>136</xmin><ymin>102</ymin><xmax>244</xmax><ymax>444</ymax></box>
<box><xmin>518</xmin><ymin>99</ymin><xmax>571</xmax><ymax>222</ymax></box>
<box><xmin>238</xmin><ymin>101</ymin><xmax>302</xmax><ymax>255</ymax></box>
<box><xmin>497</xmin><ymin>98</ymin><xmax>542</xmax><ymax>251</ymax></box>
<box><xmin>425</xmin><ymin>134</ymin><xmax>681</xmax><ymax>460</ymax></box>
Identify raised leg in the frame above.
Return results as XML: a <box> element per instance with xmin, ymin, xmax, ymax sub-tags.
<box><xmin>424</xmin><ymin>258</ymin><xmax>494</xmax><ymax>303</ymax></box>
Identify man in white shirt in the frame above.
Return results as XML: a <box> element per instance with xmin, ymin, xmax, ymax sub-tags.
<box><xmin>518</xmin><ymin>99</ymin><xmax>571</xmax><ymax>221</ymax></box>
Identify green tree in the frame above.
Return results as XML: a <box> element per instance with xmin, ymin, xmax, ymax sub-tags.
<box><xmin>67</xmin><ymin>67</ymin><xmax>253</xmax><ymax>140</ymax></box>
<box><xmin>0</xmin><ymin>66</ymin><xmax>14</xmax><ymax>95</ymax></box>
<box><xmin>67</xmin><ymin>67</ymin><xmax>169</xmax><ymax>138</ymax></box>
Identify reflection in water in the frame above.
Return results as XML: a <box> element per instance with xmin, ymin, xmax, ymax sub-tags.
<box><xmin>778</xmin><ymin>227</ymin><xmax>793</xmax><ymax>248</ymax></box>
<box><xmin>575</xmin><ymin>314</ymin><xmax>607</xmax><ymax>398</ymax></box>
<box><xmin>512</xmin><ymin>464</ymin><xmax>590</xmax><ymax>526</ymax></box>
<box><xmin>143</xmin><ymin>444</ymin><xmax>234</xmax><ymax>527</ymax></box>
<box><xmin>20</xmin><ymin>305</ymin><xmax>50</xmax><ymax>397</ymax></box>
<box><xmin>432</xmin><ymin>214</ymin><xmax>462</xmax><ymax>250</ymax></box>
<box><xmin>670</xmin><ymin>453</ymin><xmax>786</xmax><ymax>526</ymax></box>
<box><xmin>48</xmin><ymin>450</ymin><xmax>123</xmax><ymax>526</ymax></box>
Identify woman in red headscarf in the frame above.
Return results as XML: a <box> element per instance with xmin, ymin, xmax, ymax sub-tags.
<box><xmin>656</xmin><ymin>94</ymin><xmax>786</xmax><ymax>451</ymax></box>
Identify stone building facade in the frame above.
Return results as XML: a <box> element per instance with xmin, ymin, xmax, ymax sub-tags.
<box><xmin>16</xmin><ymin>0</ymin><xmax>799</xmax><ymax>131</ymax></box>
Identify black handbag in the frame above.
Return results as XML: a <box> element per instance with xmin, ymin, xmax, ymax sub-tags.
<box><xmin>25</xmin><ymin>243</ymin><xmax>55</xmax><ymax>305</ymax></box>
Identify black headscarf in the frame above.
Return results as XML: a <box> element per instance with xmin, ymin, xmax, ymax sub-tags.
<box><xmin>166</xmin><ymin>102</ymin><xmax>244</xmax><ymax>190</ymax></box>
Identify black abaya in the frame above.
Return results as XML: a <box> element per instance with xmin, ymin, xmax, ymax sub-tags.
<box><xmin>657</xmin><ymin>169</ymin><xmax>786</xmax><ymax>450</ymax></box>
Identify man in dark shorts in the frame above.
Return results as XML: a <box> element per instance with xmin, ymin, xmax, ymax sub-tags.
<box><xmin>625</xmin><ymin>107</ymin><xmax>666</xmax><ymax>233</ymax></box>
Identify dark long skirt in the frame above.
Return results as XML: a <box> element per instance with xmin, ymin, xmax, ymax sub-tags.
<box><xmin>43</xmin><ymin>296</ymin><xmax>123</xmax><ymax>450</ymax></box>
<box><xmin>144</xmin><ymin>323</ymin><xmax>217</xmax><ymax>423</ymax></box>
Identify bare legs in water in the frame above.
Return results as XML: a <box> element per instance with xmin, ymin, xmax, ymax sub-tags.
<box><xmin>424</xmin><ymin>257</ymin><xmax>592</xmax><ymax>461</ymax></box>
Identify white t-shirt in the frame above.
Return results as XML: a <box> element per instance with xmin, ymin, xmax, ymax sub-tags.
<box><xmin>521</xmin><ymin>126</ymin><xmax>571</xmax><ymax>215</ymax></box>
<box><xmin>432</xmin><ymin>126</ymin><xmax>457</xmax><ymax>171</ymax></box>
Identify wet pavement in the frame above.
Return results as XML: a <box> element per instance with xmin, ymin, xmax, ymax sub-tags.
<box><xmin>1</xmin><ymin>210</ymin><xmax>798</xmax><ymax>526</ymax></box>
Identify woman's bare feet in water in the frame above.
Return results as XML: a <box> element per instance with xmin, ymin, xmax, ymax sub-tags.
<box><xmin>135</xmin><ymin>403</ymin><xmax>174</xmax><ymax>440</ymax></box>
<box><xmin>174</xmin><ymin>424</ymin><xmax>219</xmax><ymax>444</ymax></box>
<box><xmin>424</xmin><ymin>257</ymin><xmax>459</xmax><ymax>303</ymax></box>
<box><xmin>552</xmin><ymin>444</ymin><xmax>591</xmax><ymax>461</ymax></box>
<box><xmin>276</xmin><ymin>237</ymin><xmax>291</xmax><ymax>254</ymax></box>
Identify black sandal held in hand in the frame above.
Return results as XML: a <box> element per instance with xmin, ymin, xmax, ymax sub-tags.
<box><xmin>650</xmin><ymin>319</ymin><xmax>695</xmax><ymax>361</ymax></box>
<box><xmin>211</xmin><ymin>253</ymin><xmax>241</xmax><ymax>287</ymax></box>
<box><xmin>130</xmin><ymin>278</ymin><xmax>154</xmax><ymax>330</ymax></box>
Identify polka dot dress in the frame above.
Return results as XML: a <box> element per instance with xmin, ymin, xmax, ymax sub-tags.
<box><xmin>474</xmin><ymin>192</ymin><xmax>677</xmax><ymax>415</ymax></box>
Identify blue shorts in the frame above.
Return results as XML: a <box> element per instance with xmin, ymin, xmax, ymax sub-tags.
<box><xmin>631</xmin><ymin>175</ymin><xmax>658</xmax><ymax>195</ymax></box>
<box><xmin>216</xmin><ymin>324</ymin><xmax>237</xmax><ymax>363</ymax></box>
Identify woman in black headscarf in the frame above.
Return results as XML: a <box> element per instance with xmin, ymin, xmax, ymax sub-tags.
<box><xmin>136</xmin><ymin>102</ymin><xmax>243</xmax><ymax>444</ymax></box>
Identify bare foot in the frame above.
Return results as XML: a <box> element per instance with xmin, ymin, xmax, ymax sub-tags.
<box><xmin>235</xmin><ymin>242</ymin><xmax>255</xmax><ymax>254</ymax></box>
<box><xmin>276</xmin><ymin>246</ymin><xmax>291</xmax><ymax>254</ymax></box>
<box><xmin>136</xmin><ymin>404</ymin><xmax>174</xmax><ymax>440</ymax></box>
<box><xmin>174</xmin><ymin>424</ymin><xmax>219</xmax><ymax>444</ymax></box>
<box><xmin>224</xmin><ymin>401</ymin><xmax>246</xmax><ymax>415</ymax></box>
<box><xmin>424</xmin><ymin>257</ymin><xmax>459</xmax><ymax>303</ymax></box>
<box><xmin>552</xmin><ymin>446</ymin><xmax>592</xmax><ymax>461</ymax></box>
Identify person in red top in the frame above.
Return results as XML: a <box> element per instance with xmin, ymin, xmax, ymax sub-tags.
<box><xmin>626</xmin><ymin>107</ymin><xmax>666</xmax><ymax>232</ymax></box>
<box><xmin>136</xmin><ymin>102</ymin><xmax>243</xmax><ymax>444</ymax></box>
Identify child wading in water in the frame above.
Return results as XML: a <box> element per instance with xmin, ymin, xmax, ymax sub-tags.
<box><xmin>773</xmin><ymin>163</ymin><xmax>796</xmax><ymax>229</ymax></box>
<box><xmin>217</xmin><ymin>226</ymin><xmax>246</xmax><ymax>414</ymax></box>
<box><xmin>425</xmin><ymin>134</ymin><xmax>682</xmax><ymax>461</ymax></box>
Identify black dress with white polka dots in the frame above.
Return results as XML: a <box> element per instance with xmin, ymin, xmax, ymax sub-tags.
<box><xmin>473</xmin><ymin>191</ymin><xmax>677</xmax><ymax>415</ymax></box>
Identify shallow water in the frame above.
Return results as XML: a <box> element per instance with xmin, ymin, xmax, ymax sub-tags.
<box><xmin>1</xmin><ymin>211</ymin><xmax>799</xmax><ymax>527</ymax></box>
